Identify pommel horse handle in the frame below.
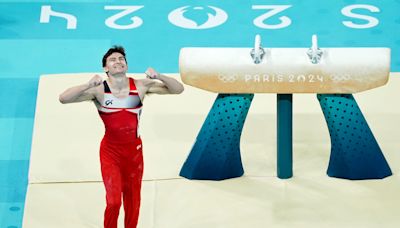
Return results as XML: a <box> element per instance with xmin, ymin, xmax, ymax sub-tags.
<box><xmin>179</xmin><ymin>43</ymin><xmax>392</xmax><ymax>180</ymax></box>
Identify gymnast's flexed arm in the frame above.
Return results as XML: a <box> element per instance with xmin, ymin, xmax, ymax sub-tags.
<box><xmin>59</xmin><ymin>75</ymin><xmax>103</xmax><ymax>104</ymax></box>
<box><xmin>141</xmin><ymin>67</ymin><xmax>184</xmax><ymax>95</ymax></box>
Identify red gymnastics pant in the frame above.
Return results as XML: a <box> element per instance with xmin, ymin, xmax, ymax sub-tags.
<box><xmin>100</xmin><ymin>137</ymin><xmax>143</xmax><ymax>228</ymax></box>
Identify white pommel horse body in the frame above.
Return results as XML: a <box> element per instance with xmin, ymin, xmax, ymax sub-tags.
<box><xmin>178</xmin><ymin>39</ymin><xmax>392</xmax><ymax>180</ymax></box>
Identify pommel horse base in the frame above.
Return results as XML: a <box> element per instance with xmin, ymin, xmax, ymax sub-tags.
<box><xmin>178</xmin><ymin>46</ymin><xmax>392</xmax><ymax>180</ymax></box>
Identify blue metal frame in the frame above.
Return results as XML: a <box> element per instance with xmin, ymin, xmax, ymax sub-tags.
<box><xmin>277</xmin><ymin>94</ymin><xmax>293</xmax><ymax>179</ymax></box>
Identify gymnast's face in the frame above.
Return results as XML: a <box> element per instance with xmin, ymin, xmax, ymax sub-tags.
<box><xmin>104</xmin><ymin>52</ymin><xmax>128</xmax><ymax>76</ymax></box>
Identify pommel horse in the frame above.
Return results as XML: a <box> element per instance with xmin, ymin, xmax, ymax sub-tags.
<box><xmin>179</xmin><ymin>35</ymin><xmax>392</xmax><ymax>180</ymax></box>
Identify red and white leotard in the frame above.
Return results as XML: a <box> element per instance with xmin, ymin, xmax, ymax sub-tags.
<box><xmin>96</xmin><ymin>77</ymin><xmax>143</xmax><ymax>143</ymax></box>
<box><xmin>96</xmin><ymin>77</ymin><xmax>144</xmax><ymax>228</ymax></box>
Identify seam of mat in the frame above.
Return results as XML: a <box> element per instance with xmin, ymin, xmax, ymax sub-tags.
<box><xmin>27</xmin><ymin>173</ymin><xmax>398</xmax><ymax>185</ymax></box>
<box><xmin>27</xmin><ymin>175</ymin><xmax>278</xmax><ymax>184</ymax></box>
<box><xmin>152</xmin><ymin>180</ymin><xmax>157</xmax><ymax>228</ymax></box>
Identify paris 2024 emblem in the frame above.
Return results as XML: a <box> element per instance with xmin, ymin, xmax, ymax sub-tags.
<box><xmin>168</xmin><ymin>6</ymin><xmax>228</xmax><ymax>29</ymax></box>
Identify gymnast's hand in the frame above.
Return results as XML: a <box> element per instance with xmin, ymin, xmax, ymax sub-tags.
<box><xmin>145</xmin><ymin>67</ymin><xmax>160</xmax><ymax>80</ymax></box>
<box><xmin>87</xmin><ymin>74</ymin><xmax>103</xmax><ymax>88</ymax></box>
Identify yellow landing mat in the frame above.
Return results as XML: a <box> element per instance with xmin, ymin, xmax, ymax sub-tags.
<box><xmin>24</xmin><ymin>73</ymin><xmax>400</xmax><ymax>227</ymax></box>
<box><xmin>23</xmin><ymin>177</ymin><xmax>400</xmax><ymax>228</ymax></box>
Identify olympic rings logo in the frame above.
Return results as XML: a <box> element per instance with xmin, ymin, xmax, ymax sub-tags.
<box><xmin>330</xmin><ymin>74</ymin><xmax>351</xmax><ymax>81</ymax></box>
<box><xmin>218</xmin><ymin>74</ymin><xmax>238</xmax><ymax>83</ymax></box>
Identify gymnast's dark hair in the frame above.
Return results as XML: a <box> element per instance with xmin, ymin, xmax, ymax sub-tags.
<box><xmin>102</xmin><ymin>45</ymin><xmax>127</xmax><ymax>67</ymax></box>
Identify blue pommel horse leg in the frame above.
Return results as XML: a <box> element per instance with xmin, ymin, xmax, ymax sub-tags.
<box><xmin>317</xmin><ymin>94</ymin><xmax>392</xmax><ymax>180</ymax></box>
<box><xmin>180</xmin><ymin>94</ymin><xmax>254</xmax><ymax>180</ymax></box>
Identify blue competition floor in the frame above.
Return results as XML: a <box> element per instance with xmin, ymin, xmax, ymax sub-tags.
<box><xmin>1</xmin><ymin>0</ymin><xmax>399</xmax><ymax>227</ymax></box>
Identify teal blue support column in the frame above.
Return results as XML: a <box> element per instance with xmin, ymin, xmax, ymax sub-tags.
<box><xmin>317</xmin><ymin>94</ymin><xmax>392</xmax><ymax>180</ymax></box>
<box><xmin>180</xmin><ymin>94</ymin><xmax>254</xmax><ymax>180</ymax></box>
<box><xmin>277</xmin><ymin>94</ymin><xmax>293</xmax><ymax>179</ymax></box>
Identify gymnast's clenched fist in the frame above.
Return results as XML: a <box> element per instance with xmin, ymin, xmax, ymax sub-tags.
<box><xmin>87</xmin><ymin>74</ymin><xmax>103</xmax><ymax>88</ymax></box>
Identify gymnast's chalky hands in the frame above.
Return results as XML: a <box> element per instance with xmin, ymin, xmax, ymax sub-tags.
<box><xmin>88</xmin><ymin>74</ymin><xmax>103</xmax><ymax>88</ymax></box>
<box><xmin>145</xmin><ymin>67</ymin><xmax>160</xmax><ymax>80</ymax></box>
